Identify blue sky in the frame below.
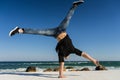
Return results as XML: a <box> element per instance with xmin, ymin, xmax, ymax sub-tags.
<box><xmin>0</xmin><ymin>0</ymin><xmax>120</xmax><ymax>61</ymax></box>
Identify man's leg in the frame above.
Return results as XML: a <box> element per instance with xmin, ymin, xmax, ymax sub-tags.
<box><xmin>57</xmin><ymin>0</ymin><xmax>84</xmax><ymax>31</ymax></box>
<box><xmin>73</xmin><ymin>48</ymin><xmax>100</xmax><ymax>66</ymax></box>
<box><xmin>9</xmin><ymin>26</ymin><xmax>57</xmax><ymax>37</ymax></box>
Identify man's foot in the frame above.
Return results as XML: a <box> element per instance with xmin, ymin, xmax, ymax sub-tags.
<box><xmin>73</xmin><ymin>0</ymin><xmax>84</xmax><ymax>6</ymax></box>
<box><xmin>9</xmin><ymin>27</ymin><xmax>19</xmax><ymax>36</ymax></box>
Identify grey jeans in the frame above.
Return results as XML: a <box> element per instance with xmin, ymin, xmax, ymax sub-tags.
<box><xmin>23</xmin><ymin>5</ymin><xmax>78</xmax><ymax>38</ymax></box>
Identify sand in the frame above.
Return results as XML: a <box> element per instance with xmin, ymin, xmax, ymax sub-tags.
<box><xmin>0</xmin><ymin>70</ymin><xmax>120</xmax><ymax>80</ymax></box>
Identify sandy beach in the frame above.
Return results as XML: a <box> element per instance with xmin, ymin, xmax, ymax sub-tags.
<box><xmin>0</xmin><ymin>70</ymin><xmax>120</xmax><ymax>80</ymax></box>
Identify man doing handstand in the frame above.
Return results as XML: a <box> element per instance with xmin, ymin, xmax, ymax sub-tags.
<box><xmin>9</xmin><ymin>0</ymin><xmax>100</xmax><ymax>78</ymax></box>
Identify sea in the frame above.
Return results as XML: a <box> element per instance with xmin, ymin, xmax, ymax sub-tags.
<box><xmin>0</xmin><ymin>61</ymin><xmax>120</xmax><ymax>72</ymax></box>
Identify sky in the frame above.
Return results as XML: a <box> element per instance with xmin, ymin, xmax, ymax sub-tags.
<box><xmin>0</xmin><ymin>0</ymin><xmax>120</xmax><ymax>61</ymax></box>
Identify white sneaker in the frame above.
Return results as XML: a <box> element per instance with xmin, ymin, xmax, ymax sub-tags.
<box><xmin>73</xmin><ymin>0</ymin><xmax>84</xmax><ymax>6</ymax></box>
<box><xmin>9</xmin><ymin>26</ymin><xmax>19</xmax><ymax>36</ymax></box>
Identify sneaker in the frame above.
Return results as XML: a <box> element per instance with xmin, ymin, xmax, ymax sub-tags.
<box><xmin>73</xmin><ymin>0</ymin><xmax>84</xmax><ymax>6</ymax></box>
<box><xmin>9</xmin><ymin>26</ymin><xmax>19</xmax><ymax>36</ymax></box>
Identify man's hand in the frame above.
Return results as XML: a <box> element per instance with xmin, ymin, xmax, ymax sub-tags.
<box><xmin>65</xmin><ymin>56</ymin><xmax>69</xmax><ymax>59</ymax></box>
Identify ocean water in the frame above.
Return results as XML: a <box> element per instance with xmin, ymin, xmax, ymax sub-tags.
<box><xmin>0</xmin><ymin>61</ymin><xmax>120</xmax><ymax>72</ymax></box>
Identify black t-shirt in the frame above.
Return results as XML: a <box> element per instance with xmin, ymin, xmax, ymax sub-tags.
<box><xmin>56</xmin><ymin>35</ymin><xmax>82</xmax><ymax>62</ymax></box>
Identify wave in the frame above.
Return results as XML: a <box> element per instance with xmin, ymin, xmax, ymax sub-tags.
<box><xmin>0</xmin><ymin>68</ymin><xmax>26</xmax><ymax>72</ymax></box>
<box><xmin>0</xmin><ymin>67</ymin><xmax>43</xmax><ymax>73</ymax></box>
<box><xmin>29</xmin><ymin>62</ymin><xmax>59</xmax><ymax>65</ymax></box>
<box><xmin>22</xmin><ymin>61</ymin><xmax>89</xmax><ymax>65</ymax></box>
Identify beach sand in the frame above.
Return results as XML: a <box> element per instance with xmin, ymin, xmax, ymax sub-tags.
<box><xmin>0</xmin><ymin>70</ymin><xmax>120</xmax><ymax>80</ymax></box>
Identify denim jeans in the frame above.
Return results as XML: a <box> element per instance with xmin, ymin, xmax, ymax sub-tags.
<box><xmin>23</xmin><ymin>5</ymin><xmax>78</xmax><ymax>38</ymax></box>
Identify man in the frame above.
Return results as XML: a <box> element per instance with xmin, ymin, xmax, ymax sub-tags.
<box><xmin>9</xmin><ymin>0</ymin><xmax>100</xmax><ymax>78</ymax></box>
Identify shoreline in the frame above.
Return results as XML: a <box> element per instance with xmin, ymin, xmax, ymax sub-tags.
<box><xmin>0</xmin><ymin>70</ymin><xmax>120</xmax><ymax>80</ymax></box>
<box><xmin>0</xmin><ymin>61</ymin><xmax>120</xmax><ymax>73</ymax></box>
<box><xmin>0</xmin><ymin>66</ymin><xmax>120</xmax><ymax>73</ymax></box>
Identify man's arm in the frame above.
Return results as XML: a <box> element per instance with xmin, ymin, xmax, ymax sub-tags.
<box><xmin>58</xmin><ymin>62</ymin><xmax>66</xmax><ymax>78</ymax></box>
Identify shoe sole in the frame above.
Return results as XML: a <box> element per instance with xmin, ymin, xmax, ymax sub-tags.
<box><xmin>9</xmin><ymin>26</ymin><xmax>19</xmax><ymax>36</ymax></box>
<box><xmin>73</xmin><ymin>0</ymin><xmax>84</xmax><ymax>4</ymax></box>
